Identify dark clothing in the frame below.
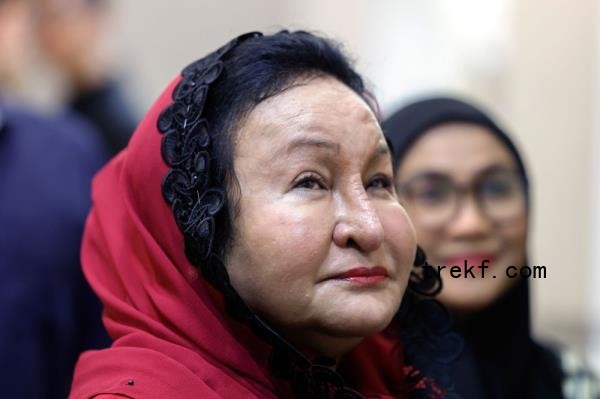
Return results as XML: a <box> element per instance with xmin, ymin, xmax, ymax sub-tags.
<box><xmin>450</xmin><ymin>281</ymin><xmax>564</xmax><ymax>399</ymax></box>
<box><xmin>70</xmin><ymin>79</ymin><xmax>138</xmax><ymax>155</ymax></box>
<box><xmin>0</xmin><ymin>101</ymin><xmax>111</xmax><ymax>399</ymax></box>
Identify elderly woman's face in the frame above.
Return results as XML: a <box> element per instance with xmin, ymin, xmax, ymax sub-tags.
<box><xmin>225</xmin><ymin>77</ymin><xmax>416</xmax><ymax>359</ymax></box>
<box><xmin>396</xmin><ymin>123</ymin><xmax>527</xmax><ymax>312</ymax></box>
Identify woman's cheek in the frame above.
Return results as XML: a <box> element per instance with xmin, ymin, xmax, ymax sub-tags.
<box><xmin>246</xmin><ymin>200</ymin><xmax>333</xmax><ymax>265</ymax></box>
<box><xmin>499</xmin><ymin>219</ymin><xmax>528</xmax><ymax>268</ymax></box>
<box><xmin>410</xmin><ymin>218</ymin><xmax>442</xmax><ymax>262</ymax></box>
<box><xmin>379</xmin><ymin>204</ymin><xmax>417</xmax><ymax>276</ymax></box>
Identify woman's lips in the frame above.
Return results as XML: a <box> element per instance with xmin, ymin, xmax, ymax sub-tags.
<box><xmin>330</xmin><ymin>266</ymin><xmax>389</xmax><ymax>286</ymax></box>
<box><xmin>442</xmin><ymin>254</ymin><xmax>496</xmax><ymax>267</ymax></box>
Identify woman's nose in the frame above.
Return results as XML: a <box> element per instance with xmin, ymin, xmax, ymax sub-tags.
<box><xmin>447</xmin><ymin>196</ymin><xmax>492</xmax><ymax>238</ymax></box>
<box><xmin>332</xmin><ymin>186</ymin><xmax>384</xmax><ymax>253</ymax></box>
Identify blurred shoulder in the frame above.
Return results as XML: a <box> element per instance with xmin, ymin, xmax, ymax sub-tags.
<box><xmin>0</xmin><ymin>100</ymin><xmax>109</xmax><ymax>224</ymax></box>
<box><xmin>1</xmin><ymin>101</ymin><xmax>108</xmax><ymax>163</ymax></box>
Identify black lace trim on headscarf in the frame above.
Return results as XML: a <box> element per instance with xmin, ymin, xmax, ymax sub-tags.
<box><xmin>400</xmin><ymin>248</ymin><xmax>463</xmax><ymax>398</ymax></box>
<box><xmin>157</xmin><ymin>31</ymin><xmax>461</xmax><ymax>399</ymax></box>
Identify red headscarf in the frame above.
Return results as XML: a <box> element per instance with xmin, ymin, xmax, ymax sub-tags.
<box><xmin>69</xmin><ymin>71</ymin><xmax>445</xmax><ymax>399</ymax></box>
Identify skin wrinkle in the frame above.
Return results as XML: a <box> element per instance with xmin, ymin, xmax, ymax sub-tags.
<box><xmin>233</xmin><ymin>76</ymin><xmax>322</xmax><ymax>147</ymax></box>
<box><xmin>285</xmin><ymin>138</ymin><xmax>341</xmax><ymax>157</ymax></box>
<box><xmin>225</xmin><ymin>76</ymin><xmax>416</xmax><ymax>360</ymax></box>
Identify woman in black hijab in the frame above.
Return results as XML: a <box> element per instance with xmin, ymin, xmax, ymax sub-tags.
<box><xmin>383</xmin><ymin>97</ymin><xmax>599</xmax><ymax>399</ymax></box>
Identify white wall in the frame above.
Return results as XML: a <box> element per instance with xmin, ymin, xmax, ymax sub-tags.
<box><xmin>591</xmin><ymin>0</ymin><xmax>600</xmax><ymax>374</ymax></box>
<box><xmin>508</xmin><ymin>0</ymin><xmax>597</xmax><ymax>361</ymax></box>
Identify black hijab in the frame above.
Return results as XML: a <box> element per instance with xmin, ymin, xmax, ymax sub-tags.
<box><xmin>382</xmin><ymin>97</ymin><xmax>564</xmax><ymax>399</ymax></box>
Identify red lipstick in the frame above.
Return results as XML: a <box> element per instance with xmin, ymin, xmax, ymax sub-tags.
<box><xmin>332</xmin><ymin>266</ymin><xmax>389</xmax><ymax>286</ymax></box>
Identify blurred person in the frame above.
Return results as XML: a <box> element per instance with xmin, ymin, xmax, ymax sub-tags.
<box><xmin>0</xmin><ymin>1</ymin><xmax>110</xmax><ymax>397</ymax></box>
<box><xmin>383</xmin><ymin>97</ymin><xmax>600</xmax><ymax>399</ymax></box>
<box><xmin>0</xmin><ymin>0</ymin><xmax>30</xmax><ymax>92</ymax></box>
<box><xmin>69</xmin><ymin>31</ymin><xmax>462</xmax><ymax>399</ymax></box>
<box><xmin>34</xmin><ymin>0</ymin><xmax>138</xmax><ymax>154</ymax></box>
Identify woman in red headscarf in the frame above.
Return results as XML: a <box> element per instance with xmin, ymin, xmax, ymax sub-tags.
<box><xmin>69</xmin><ymin>31</ymin><xmax>461</xmax><ymax>399</ymax></box>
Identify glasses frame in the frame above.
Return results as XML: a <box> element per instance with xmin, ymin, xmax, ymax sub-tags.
<box><xmin>396</xmin><ymin>167</ymin><xmax>526</xmax><ymax>228</ymax></box>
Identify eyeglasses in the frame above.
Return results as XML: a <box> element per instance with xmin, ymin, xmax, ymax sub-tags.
<box><xmin>396</xmin><ymin>168</ymin><xmax>526</xmax><ymax>228</ymax></box>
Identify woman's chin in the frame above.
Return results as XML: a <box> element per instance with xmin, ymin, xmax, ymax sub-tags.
<box><xmin>439</xmin><ymin>275</ymin><xmax>518</xmax><ymax>313</ymax></box>
<box><xmin>320</xmin><ymin>301</ymin><xmax>398</xmax><ymax>339</ymax></box>
<box><xmin>294</xmin><ymin>311</ymin><xmax>396</xmax><ymax>360</ymax></box>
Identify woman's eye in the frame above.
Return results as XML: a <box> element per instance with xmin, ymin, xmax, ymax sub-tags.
<box><xmin>293</xmin><ymin>174</ymin><xmax>326</xmax><ymax>190</ymax></box>
<box><xmin>415</xmin><ymin>187</ymin><xmax>450</xmax><ymax>204</ymax></box>
<box><xmin>368</xmin><ymin>175</ymin><xmax>393</xmax><ymax>191</ymax></box>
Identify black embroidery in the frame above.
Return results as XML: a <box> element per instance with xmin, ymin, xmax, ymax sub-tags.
<box><xmin>410</xmin><ymin>246</ymin><xmax>443</xmax><ymax>296</ymax></box>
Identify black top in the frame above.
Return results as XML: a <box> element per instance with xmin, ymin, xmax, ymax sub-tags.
<box><xmin>70</xmin><ymin>79</ymin><xmax>139</xmax><ymax>155</ymax></box>
<box><xmin>0</xmin><ymin>101</ymin><xmax>111</xmax><ymax>398</ymax></box>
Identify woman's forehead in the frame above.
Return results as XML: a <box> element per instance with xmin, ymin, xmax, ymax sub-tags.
<box><xmin>235</xmin><ymin>76</ymin><xmax>383</xmax><ymax>156</ymax></box>
<box><xmin>397</xmin><ymin>122</ymin><xmax>517</xmax><ymax>180</ymax></box>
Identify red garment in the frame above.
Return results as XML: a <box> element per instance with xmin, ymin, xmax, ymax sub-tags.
<box><xmin>69</xmin><ymin>77</ymin><xmax>419</xmax><ymax>399</ymax></box>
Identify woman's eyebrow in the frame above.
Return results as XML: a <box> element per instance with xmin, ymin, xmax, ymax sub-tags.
<box><xmin>478</xmin><ymin>163</ymin><xmax>517</xmax><ymax>175</ymax></box>
<box><xmin>374</xmin><ymin>142</ymin><xmax>390</xmax><ymax>158</ymax></box>
<box><xmin>404</xmin><ymin>163</ymin><xmax>516</xmax><ymax>183</ymax></box>
<box><xmin>364</xmin><ymin>141</ymin><xmax>392</xmax><ymax>166</ymax></box>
